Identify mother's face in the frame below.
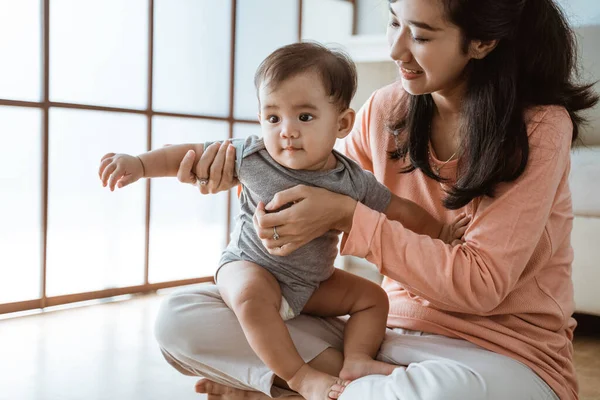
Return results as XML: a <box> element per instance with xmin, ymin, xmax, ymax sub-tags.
<box><xmin>386</xmin><ymin>0</ymin><xmax>473</xmax><ymax>97</ymax></box>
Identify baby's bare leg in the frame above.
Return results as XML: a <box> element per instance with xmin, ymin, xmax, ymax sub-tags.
<box><xmin>217</xmin><ymin>262</ymin><xmax>346</xmax><ymax>400</ymax></box>
<box><xmin>303</xmin><ymin>269</ymin><xmax>397</xmax><ymax>381</ymax></box>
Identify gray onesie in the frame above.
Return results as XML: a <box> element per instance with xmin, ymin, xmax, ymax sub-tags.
<box><xmin>211</xmin><ymin>135</ymin><xmax>391</xmax><ymax>317</ymax></box>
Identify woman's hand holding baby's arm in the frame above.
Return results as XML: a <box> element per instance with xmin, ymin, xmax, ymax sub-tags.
<box><xmin>175</xmin><ymin>140</ymin><xmax>238</xmax><ymax>194</ymax></box>
<box><xmin>253</xmin><ymin>185</ymin><xmax>357</xmax><ymax>256</ymax></box>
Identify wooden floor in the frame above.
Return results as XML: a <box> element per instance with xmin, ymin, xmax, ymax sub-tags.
<box><xmin>0</xmin><ymin>288</ymin><xmax>598</xmax><ymax>400</ymax></box>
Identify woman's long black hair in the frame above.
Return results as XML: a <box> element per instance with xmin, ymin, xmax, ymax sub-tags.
<box><xmin>388</xmin><ymin>0</ymin><xmax>598</xmax><ymax>209</ymax></box>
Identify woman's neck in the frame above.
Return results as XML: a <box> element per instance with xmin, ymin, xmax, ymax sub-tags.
<box><xmin>430</xmin><ymin>88</ymin><xmax>465</xmax><ymax>161</ymax></box>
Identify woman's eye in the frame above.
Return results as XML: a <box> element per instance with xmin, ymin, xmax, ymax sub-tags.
<box><xmin>267</xmin><ymin>115</ymin><xmax>280</xmax><ymax>123</ymax></box>
<box><xmin>388</xmin><ymin>19</ymin><xmax>400</xmax><ymax>29</ymax></box>
<box><xmin>412</xmin><ymin>36</ymin><xmax>430</xmax><ymax>43</ymax></box>
<box><xmin>299</xmin><ymin>114</ymin><xmax>313</xmax><ymax>122</ymax></box>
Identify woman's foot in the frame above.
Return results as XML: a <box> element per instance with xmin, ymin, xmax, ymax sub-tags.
<box><xmin>195</xmin><ymin>378</ymin><xmax>271</xmax><ymax>399</ymax></box>
<box><xmin>287</xmin><ymin>364</ymin><xmax>348</xmax><ymax>400</ymax></box>
<box><xmin>339</xmin><ymin>354</ymin><xmax>397</xmax><ymax>381</ymax></box>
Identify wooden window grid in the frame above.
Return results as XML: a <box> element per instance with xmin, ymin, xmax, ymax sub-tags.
<box><xmin>0</xmin><ymin>0</ymin><xmax>356</xmax><ymax>316</ymax></box>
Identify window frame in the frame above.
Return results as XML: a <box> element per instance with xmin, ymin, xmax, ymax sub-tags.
<box><xmin>0</xmin><ymin>0</ymin><xmax>356</xmax><ymax>316</ymax></box>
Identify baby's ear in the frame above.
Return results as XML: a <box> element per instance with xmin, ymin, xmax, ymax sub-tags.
<box><xmin>337</xmin><ymin>108</ymin><xmax>356</xmax><ymax>139</ymax></box>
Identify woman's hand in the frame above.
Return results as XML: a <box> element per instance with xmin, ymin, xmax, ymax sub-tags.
<box><xmin>252</xmin><ymin>185</ymin><xmax>357</xmax><ymax>256</ymax></box>
<box><xmin>176</xmin><ymin>140</ymin><xmax>239</xmax><ymax>194</ymax></box>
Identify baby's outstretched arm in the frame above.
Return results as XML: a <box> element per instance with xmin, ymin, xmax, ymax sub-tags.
<box><xmin>384</xmin><ymin>194</ymin><xmax>470</xmax><ymax>244</ymax></box>
<box><xmin>98</xmin><ymin>143</ymin><xmax>204</xmax><ymax>191</ymax></box>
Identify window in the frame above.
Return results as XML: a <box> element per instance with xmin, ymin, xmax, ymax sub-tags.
<box><xmin>0</xmin><ymin>0</ymin><xmax>355</xmax><ymax>315</ymax></box>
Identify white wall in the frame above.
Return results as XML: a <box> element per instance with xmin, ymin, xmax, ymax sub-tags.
<box><xmin>356</xmin><ymin>0</ymin><xmax>600</xmax><ymax>33</ymax></box>
<box><xmin>557</xmin><ymin>0</ymin><xmax>600</xmax><ymax>27</ymax></box>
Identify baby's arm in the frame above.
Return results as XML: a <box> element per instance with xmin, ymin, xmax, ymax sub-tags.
<box><xmin>99</xmin><ymin>143</ymin><xmax>204</xmax><ymax>191</ymax></box>
<box><xmin>384</xmin><ymin>194</ymin><xmax>469</xmax><ymax>243</ymax></box>
<box><xmin>138</xmin><ymin>143</ymin><xmax>205</xmax><ymax>178</ymax></box>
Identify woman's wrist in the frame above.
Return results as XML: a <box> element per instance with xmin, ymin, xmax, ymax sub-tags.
<box><xmin>334</xmin><ymin>195</ymin><xmax>357</xmax><ymax>233</ymax></box>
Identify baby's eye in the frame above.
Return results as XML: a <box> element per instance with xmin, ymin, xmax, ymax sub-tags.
<box><xmin>299</xmin><ymin>114</ymin><xmax>313</xmax><ymax>122</ymax></box>
<box><xmin>267</xmin><ymin>115</ymin><xmax>280</xmax><ymax>123</ymax></box>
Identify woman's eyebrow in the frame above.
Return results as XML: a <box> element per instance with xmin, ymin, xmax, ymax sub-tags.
<box><xmin>388</xmin><ymin>5</ymin><xmax>442</xmax><ymax>32</ymax></box>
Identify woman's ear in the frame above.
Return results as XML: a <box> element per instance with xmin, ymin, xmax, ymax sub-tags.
<box><xmin>336</xmin><ymin>108</ymin><xmax>356</xmax><ymax>139</ymax></box>
<box><xmin>469</xmin><ymin>39</ymin><xmax>498</xmax><ymax>60</ymax></box>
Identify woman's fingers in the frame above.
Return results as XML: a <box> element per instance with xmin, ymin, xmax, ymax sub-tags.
<box><xmin>217</xmin><ymin>144</ymin><xmax>237</xmax><ymax>192</ymax></box>
<box><xmin>195</xmin><ymin>142</ymin><xmax>221</xmax><ymax>191</ymax></box>
<box><xmin>207</xmin><ymin>140</ymin><xmax>231</xmax><ymax>193</ymax></box>
<box><xmin>265</xmin><ymin>185</ymin><xmax>307</xmax><ymax>211</ymax></box>
<box><xmin>265</xmin><ymin>242</ymin><xmax>297</xmax><ymax>257</ymax></box>
<box><xmin>252</xmin><ymin>202</ymin><xmax>304</xmax><ymax>256</ymax></box>
<box><xmin>177</xmin><ymin>150</ymin><xmax>197</xmax><ymax>184</ymax></box>
<box><xmin>254</xmin><ymin>203</ymin><xmax>285</xmax><ymax>238</ymax></box>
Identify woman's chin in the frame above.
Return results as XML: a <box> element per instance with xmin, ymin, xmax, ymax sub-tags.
<box><xmin>401</xmin><ymin>78</ymin><xmax>425</xmax><ymax>96</ymax></box>
<box><xmin>401</xmin><ymin>80</ymin><xmax>427</xmax><ymax>96</ymax></box>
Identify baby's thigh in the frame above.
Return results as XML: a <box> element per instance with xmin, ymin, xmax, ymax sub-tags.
<box><xmin>302</xmin><ymin>268</ymin><xmax>388</xmax><ymax>317</ymax></box>
<box><xmin>217</xmin><ymin>261</ymin><xmax>281</xmax><ymax>311</ymax></box>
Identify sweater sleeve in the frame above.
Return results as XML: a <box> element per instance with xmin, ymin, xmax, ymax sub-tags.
<box><xmin>340</xmin><ymin>107</ymin><xmax>574</xmax><ymax>314</ymax></box>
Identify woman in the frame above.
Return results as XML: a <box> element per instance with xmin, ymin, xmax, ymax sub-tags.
<box><xmin>155</xmin><ymin>0</ymin><xmax>598</xmax><ymax>398</ymax></box>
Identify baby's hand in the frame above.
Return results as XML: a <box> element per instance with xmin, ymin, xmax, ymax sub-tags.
<box><xmin>438</xmin><ymin>213</ymin><xmax>471</xmax><ymax>245</ymax></box>
<box><xmin>98</xmin><ymin>153</ymin><xmax>144</xmax><ymax>191</ymax></box>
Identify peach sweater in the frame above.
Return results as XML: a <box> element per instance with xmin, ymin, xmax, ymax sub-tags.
<box><xmin>340</xmin><ymin>82</ymin><xmax>577</xmax><ymax>400</ymax></box>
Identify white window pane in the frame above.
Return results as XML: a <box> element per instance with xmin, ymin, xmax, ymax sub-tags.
<box><xmin>153</xmin><ymin>0</ymin><xmax>232</xmax><ymax>116</ymax></box>
<box><xmin>302</xmin><ymin>0</ymin><xmax>353</xmax><ymax>44</ymax></box>
<box><xmin>0</xmin><ymin>107</ymin><xmax>42</xmax><ymax>303</ymax></box>
<box><xmin>229</xmin><ymin>122</ymin><xmax>260</xmax><ymax>233</ymax></box>
<box><xmin>47</xmin><ymin>109</ymin><xmax>147</xmax><ymax>296</ymax></box>
<box><xmin>149</xmin><ymin>117</ymin><xmax>229</xmax><ymax>283</ymax></box>
<box><xmin>234</xmin><ymin>0</ymin><xmax>298</xmax><ymax>120</ymax></box>
<box><xmin>50</xmin><ymin>0</ymin><xmax>148</xmax><ymax>109</ymax></box>
<box><xmin>0</xmin><ymin>0</ymin><xmax>41</xmax><ymax>101</ymax></box>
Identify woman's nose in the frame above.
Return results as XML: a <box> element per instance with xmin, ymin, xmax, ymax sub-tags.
<box><xmin>389</xmin><ymin>30</ymin><xmax>412</xmax><ymax>63</ymax></box>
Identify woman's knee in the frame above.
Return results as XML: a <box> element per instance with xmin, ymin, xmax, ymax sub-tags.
<box><xmin>154</xmin><ymin>285</ymin><xmax>226</xmax><ymax>352</ymax></box>
<box><xmin>340</xmin><ymin>360</ymin><xmax>486</xmax><ymax>400</ymax></box>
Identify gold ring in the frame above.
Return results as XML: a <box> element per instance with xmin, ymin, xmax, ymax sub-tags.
<box><xmin>273</xmin><ymin>226</ymin><xmax>280</xmax><ymax>241</ymax></box>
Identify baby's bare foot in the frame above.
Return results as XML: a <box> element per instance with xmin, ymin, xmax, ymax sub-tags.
<box><xmin>195</xmin><ymin>378</ymin><xmax>269</xmax><ymax>399</ymax></box>
<box><xmin>339</xmin><ymin>354</ymin><xmax>397</xmax><ymax>381</ymax></box>
<box><xmin>287</xmin><ymin>364</ymin><xmax>348</xmax><ymax>400</ymax></box>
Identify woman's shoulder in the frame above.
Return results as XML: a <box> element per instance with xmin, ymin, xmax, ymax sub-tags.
<box><xmin>367</xmin><ymin>80</ymin><xmax>407</xmax><ymax>114</ymax></box>
<box><xmin>524</xmin><ymin>105</ymin><xmax>573</xmax><ymax>143</ymax></box>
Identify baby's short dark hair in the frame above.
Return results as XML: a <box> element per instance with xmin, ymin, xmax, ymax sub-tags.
<box><xmin>254</xmin><ymin>42</ymin><xmax>357</xmax><ymax>111</ymax></box>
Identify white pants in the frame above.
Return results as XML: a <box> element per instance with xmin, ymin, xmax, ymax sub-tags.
<box><xmin>155</xmin><ymin>285</ymin><xmax>559</xmax><ymax>400</ymax></box>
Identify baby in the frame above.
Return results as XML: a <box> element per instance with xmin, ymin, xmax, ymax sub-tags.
<box><xmin>99</xmin><ymin>42</ymin><xmax>468</xmax><ymax>400</ymax></box>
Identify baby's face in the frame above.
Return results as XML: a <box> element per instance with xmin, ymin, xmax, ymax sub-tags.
<box><xmin>258</xmin><ymin>71</ymin><xmax>343</xmax><ymax>171</ymax></box>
